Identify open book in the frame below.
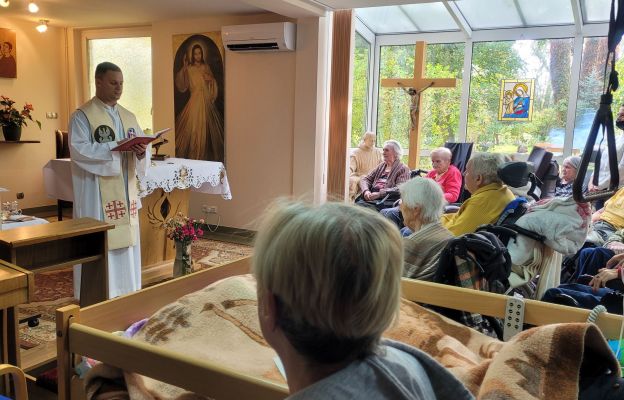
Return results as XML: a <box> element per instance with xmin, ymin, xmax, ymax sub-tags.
<box><xmin>111</xmin><ymin>128</ymin><xmax>170</xmax><ymax>151</ymax></box>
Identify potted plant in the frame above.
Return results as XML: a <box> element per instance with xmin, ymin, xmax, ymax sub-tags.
<box><xmin>0</xmin><ymin>95</ymin><xmax>41</xmax><ymax>141</ymax></box>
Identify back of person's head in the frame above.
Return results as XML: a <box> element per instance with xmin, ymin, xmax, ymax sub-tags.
<box><xmin>383</xmin><ymin>139</ymin><xmax>403</xmax><ymax>159</ymax></box>
<box><xmin>470</xmin><ymin>152</ymin><xmax>505</xmax><ymax>185</ymax></box>
<box><xmin>95</xmin><ymin>62</ymin><xmax>122</xmax><ymax>79</ymax></box>
<box><xmin>399</xmin><ymin>178</ymin><xmax>446</xmax><ymax>224</ymax></box>
<box><xmin>253</xmin><ymin>201</ymin><xmax>403</xmax><ymax>364</ymax></box>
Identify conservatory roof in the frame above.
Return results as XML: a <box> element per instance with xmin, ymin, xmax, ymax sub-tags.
<box><xmin>355</xmin><ymin>0</ymin><xmax>612</xmax><ymax>35</ymax></box>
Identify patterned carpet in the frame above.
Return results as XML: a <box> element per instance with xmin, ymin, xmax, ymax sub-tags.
<box><xmin>17</xmin><ymin>238</ymin><xmax>252</xmax><ymax>349</ymax></box>
<box><xmin>193</xmin><ymin>239</ymin><xmax>253</xmax><ymax>269</ymax></box>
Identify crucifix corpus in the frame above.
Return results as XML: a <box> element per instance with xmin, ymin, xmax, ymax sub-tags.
<box><xmin>381</xmin><ymin>41</ymin><xmax>457</xmax><ymax>169</ymax></box>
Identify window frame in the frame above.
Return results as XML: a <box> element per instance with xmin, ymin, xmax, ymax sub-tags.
<box><xmin>361</xmin><ymin>21</ymin><xmax>611</xmax><ymax>158</ymax></box>
<box><xmin>354</xmin><ymin>17</ymin><xmax>376</xmax><ymax>134</ymax></box>
<box><xmin>80</xmin><ymin>27</ymin><xmax>153</xmax><ymax>116</ymax></box>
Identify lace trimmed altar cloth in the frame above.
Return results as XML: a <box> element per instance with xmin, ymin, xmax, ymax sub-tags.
<box><xmin>138</xmin><ymin>158</ymin><xmax>231</xmax><ymax>199</ymax></box>
<box><xmin>43</xmin><ymin>158</ymin><xmax>232</xmax><ymax>201</ymax></box>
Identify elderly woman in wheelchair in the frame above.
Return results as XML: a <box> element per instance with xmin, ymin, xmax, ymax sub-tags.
<box><xmin>356</xmin><ymin>140</ymin><xmax>411</xmax><ymax>211</ymax></box>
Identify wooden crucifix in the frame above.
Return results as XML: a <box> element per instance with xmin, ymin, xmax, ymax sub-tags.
<box><xmin>381</xmin><ymin>41</ymin><xmax>457</xmax><ymax>169</ymax></box>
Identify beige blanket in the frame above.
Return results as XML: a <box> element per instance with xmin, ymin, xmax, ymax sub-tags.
<box><xmin>85</xmin><ymin>275</ymin><xmax>619</xmax><ymax>400</ymax></box>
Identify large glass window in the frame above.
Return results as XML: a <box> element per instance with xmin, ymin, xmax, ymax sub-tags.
<box><xmin>87</xmin><ymin>37</ymin><xmax>153</xmax><ymax>130</ymax></box>
<box><xmin>356</xmin><ymin>4</ymin><xmax>457</xmax><ymax>34</ymax></box>
<box><xmin>377</xmin><ymin>42</ymin><xmax>464</xmax><ymax>160</ymax></box>
<box><xmin>581</xmin><ymin>0</ymin><xmax>612</xmax><ymax>23</ymax></box>
<box><xmin>467</xmin><ymin>39</ymin><xmax>573</xmax><ymax>155</ymax></box>
<box><xmin>574</xmin><ymin>37</ymin><xmax>624</xmax><ymax>154</ymax></box>
<box><xmin>351</xmin><ymin>32</ymin><xmax>371</xmax><ymax>146</ymax></box>
<box><xmin>457</xmin><ymin>0</ymin><xmax>573</xmax><ymax>29</ymax></box>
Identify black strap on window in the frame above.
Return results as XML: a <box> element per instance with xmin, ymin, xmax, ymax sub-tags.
<box><xmin>573</xmin><ymin>0</ymin><xmax>624</xmax><ymax>202</ymax></box>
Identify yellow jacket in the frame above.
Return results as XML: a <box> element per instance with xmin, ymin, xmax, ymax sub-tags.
<box><xmin>441</xmin><ymin>183</ymin><xmax>516</xmax><ymax>236</ymax></box>
<box><xmin>601</xmin><ymin>187</ymin><xmax>624</xmax><ymax>229</ymax></box>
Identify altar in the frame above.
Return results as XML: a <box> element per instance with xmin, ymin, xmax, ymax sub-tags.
<box><xmin>43</xmin><ymin>158</ymin><xmax>232</xmax><ymax>271</ymax></box>
<box><xmin>136</xmin><ymin>158</ymin><xmax>231</xmax><ymax>269</ymax></box>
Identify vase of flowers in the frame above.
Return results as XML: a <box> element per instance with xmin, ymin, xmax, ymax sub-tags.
<box><xmin>0</xmin><ymin>95</ymin><xmax>41</xmax><ymax>141</ymax></box>
<box><xmin>164</xmin><ymin>213</ymin><xmax>204</xmax><ymax>277</ymax></box>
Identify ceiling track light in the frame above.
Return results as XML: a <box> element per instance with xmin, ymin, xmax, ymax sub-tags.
<box><xmin>36</xmin><ymin>19</ymin><xmax>48</xmax><ymax>33</ymax></box>
<box><xmin>28</xmin><ymin>2</ymin><xmax>38</xmax><ymax>13</ymax></box>
<box><xmin>0</xmin><ymin>0</ymin><xmax>9</xmax><ymax>8</ymax></box>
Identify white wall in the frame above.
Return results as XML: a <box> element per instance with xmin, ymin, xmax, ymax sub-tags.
<box><xmin>151</xmin><ymin>13</ymin><xmax>327</xmax><ymax>229</ymax></box>
<box><xmin>0</xmin><ymin>18</ymin><xmax>65</xmax><ymax>208</ymax></box>
<box><xmin>0</xmin><ymin>11</ymin><xmax>328</xmax><ymax>225</ymax></box>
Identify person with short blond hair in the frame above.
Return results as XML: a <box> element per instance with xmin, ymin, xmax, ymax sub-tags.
<box><xmin>253</xmin><ymin>201</ymin><xmax>472</xmax><ymax>399</ymax></box>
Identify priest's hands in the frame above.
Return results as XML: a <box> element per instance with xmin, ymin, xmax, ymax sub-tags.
<box><xmin>131</xmin><ymin>143</ymin><xmax>147</xmax><ymax>159</ymax></box>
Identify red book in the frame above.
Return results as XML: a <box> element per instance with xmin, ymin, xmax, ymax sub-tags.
<box><xmin>111</xmin><ymin>128</ymin><xmax>170</xmax><ymax>151</ymax></box>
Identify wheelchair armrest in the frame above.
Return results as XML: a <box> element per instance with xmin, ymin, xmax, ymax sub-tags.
<box><xmin>411</xmin><ymin>169</ymin><xmax>428</xmax><ymax>178</ymax></box>
<box><xmin>477</xmin><ymin>224</ymin><xmax>518</xmax><ymax>239</ymax></box>
<box><xmin>444</xmin><ymin>204</ymin><xmax>460</xmax><ymax>214</ymax></box>
<box><xmin>376</xmin><ymin>192</ymin><xmax>400</xmax><ymax>206</ymax></box>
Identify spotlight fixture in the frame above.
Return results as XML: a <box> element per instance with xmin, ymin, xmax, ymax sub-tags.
<box><xmin>28</xmin><ymin>2</ymin><xmax>38</xmax><ymax>13</ymax></box>
<box><xmin>35</xmin><ymin>19</ymin><xmax>48</xmax><ymax>33</ymax></box>
<box><xmin>0</xmin><ymin>0</ymin><xmax>9</xmax><ymax>8</ymax></box>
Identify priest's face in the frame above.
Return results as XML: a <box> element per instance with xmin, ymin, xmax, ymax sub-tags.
<box><xmin>95</xmin><ymin>70</ymin><xmax>124</xmax><ymax>106</ymax></box>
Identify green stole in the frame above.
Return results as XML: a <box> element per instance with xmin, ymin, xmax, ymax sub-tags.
<box><xmin>79</xmin><ymin>99</ymin><xmax>140</xmax><ymax>250</ymax></box>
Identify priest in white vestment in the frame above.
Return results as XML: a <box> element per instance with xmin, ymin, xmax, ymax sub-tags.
<box><xmin>349</xmin><ymin>131</ymin><xmax>383</xmax><ymax>200</ymax></box>
<box><xmin>69</xmin><ymin>62</ymin><xmax>150</xmax><ymax>300</ymax></box>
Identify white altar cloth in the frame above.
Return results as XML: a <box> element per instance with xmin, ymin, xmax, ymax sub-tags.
<box><xmin>138</xmin><ymin>158</ymin><xmax>231</xmax><ymax>199</ymax></box>
<box><xmin>43</xmin><ymin>158</ymin><xmax>232</xmax><ymax>201</ymax></box>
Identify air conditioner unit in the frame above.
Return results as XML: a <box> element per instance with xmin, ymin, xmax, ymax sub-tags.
<box><xmin>221</xmin><ymin>22</ymin><xmax>296</xmax><ymax>52</ymax></box>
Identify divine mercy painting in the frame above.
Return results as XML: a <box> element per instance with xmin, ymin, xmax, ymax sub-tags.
<box><xmin>172</xmin><ymin>32</ymin><xmax>225</xmax><ymax>162</ymax></box>
<box><xmin>498</xmin><ymin>79</ymin><xmax>535</xmax><ymax>122</ymax></box>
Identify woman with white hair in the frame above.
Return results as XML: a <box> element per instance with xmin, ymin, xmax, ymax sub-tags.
<box><xmin>253</xmin><ymin>201</ymin><xmax>472</xmax><ymax>399</ymax></box>
<box><xmin>357</xmin><ymin>139</ymin><xmax>411</xmax><ymax>210</ymax></box>
<box><xmin>400</xmin><ymin>178</ymin><xmax>454</xmax><ymax>280</ymax></box>
<box><xmin>554</xmin><ymin>156</ymin><xmax>581</xmax><ymax>198</ymax></box>
<box><xmin>427</xmin><ymin>147</ymin><xmax>462</xmax><ymax>203</ymax></box>
<box><xmin>349</xmin><ymin>131</ymin><xmax>383</xmax><ymax>201</ymax></box>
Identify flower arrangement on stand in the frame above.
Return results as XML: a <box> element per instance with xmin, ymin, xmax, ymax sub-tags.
<box><xmin>164</xmin><ymin>213</ymin><xmax>205</xmax><ymax>277</ymax></box>
<box><xmin>0</xmin><ymin>95</ymin><xmax>41</xmax><ymax>141</ymax></box>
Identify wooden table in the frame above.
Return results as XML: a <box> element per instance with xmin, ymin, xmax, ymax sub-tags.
<box><xmin>0</xmin><ymin>218</ymin><xmax>112</xmax><ymax>371</ymax></box>
<box><xmin>0</xmin><ymin>260</ymin><xmax>32</xmax><ymax>371</ymax></box>
<box><xmin>0</xmin><ymin>217</ymin><xmax>113</xmax><ymax>308</ymax></box>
